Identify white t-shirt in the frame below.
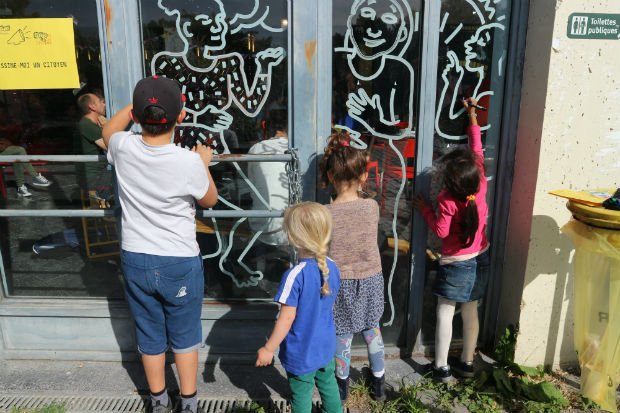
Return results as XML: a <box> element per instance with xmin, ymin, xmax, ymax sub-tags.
<box><xmin>107</xmin><ymin>131</ymin><xmax>209</xmax><ymax>256</ymax></box>
<box><xmin>247</xmin><ymin>136</ymin><xmax>288</xmax><ymax>245</ymax></box>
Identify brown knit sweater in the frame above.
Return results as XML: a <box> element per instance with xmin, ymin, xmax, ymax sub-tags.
<box><xmin>327</xmin><ymin>198</ymin><xmax>382</xmax><ymax>279</ymax></box>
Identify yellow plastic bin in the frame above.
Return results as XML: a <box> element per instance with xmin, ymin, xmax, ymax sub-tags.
<box><xmin>562</xmin><ymin>201</ymin><xmax>620</xmax><ymax>412</ymax></box>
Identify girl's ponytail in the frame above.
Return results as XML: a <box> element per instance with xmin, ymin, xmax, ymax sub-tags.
<box><xmin>442</xmin><ymin>149</ymin><xmax>481</xmax><ymax>248</ymax></box>
<box><xmin>319</xmin><ymin>131</ymin><xmax>368</xmax><ymax>190</ymax></box>
<box><xmin>461</xmin><ymin>196</ymin><xmax>479</xmax><ymax>248</ymax></box>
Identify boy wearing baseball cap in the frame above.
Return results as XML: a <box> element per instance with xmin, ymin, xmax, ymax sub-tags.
<box><xmin>103</xmin><ymin>76</ymin><xmax>217</xmax><ymax>413</ymax></box>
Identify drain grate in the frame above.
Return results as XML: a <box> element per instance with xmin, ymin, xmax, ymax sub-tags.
<box><xmin>0</xmin><ymin>395</ymin><xmax>349</xmax><ymax>413</ymax></box>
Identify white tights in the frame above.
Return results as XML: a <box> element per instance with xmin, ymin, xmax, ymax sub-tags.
<box><xmin>434</xmin><ymin>296</ymin><xmax>479</xmax><ymax>368</ymax></box>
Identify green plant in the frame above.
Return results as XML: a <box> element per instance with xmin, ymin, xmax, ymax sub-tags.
<box><xmin>495</xmin><ymin>324</ymin><xmax>518</xmax><ymax>366</ymax></box>
<box><xmin>10</xmin><ymin>402</ymin><xmax>67</xmax><ymax>413</ymax></box>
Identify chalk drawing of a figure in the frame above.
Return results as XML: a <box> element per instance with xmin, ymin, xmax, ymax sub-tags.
<box><xmin>335</xmin><ymin>0</ymin><xmax>415</xmax><ymax>326</ymax></box>
<box><xmin>151</xmin><ymin>0</ymin><xmax>286</xmax><ymax>287</ymax></box>
<box><xmin>435</xmin><ymin>1</ymin><xmax>506</xmax><ymax>140</ymax></box>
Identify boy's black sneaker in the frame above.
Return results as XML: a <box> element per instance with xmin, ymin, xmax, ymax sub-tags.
<box><xmin>432</xmin><ymin>365</ymin><xmax>454</xmax><ymax>383</ymax></box>
<box><xmin>336</xmin><ymin>377</ymin><xmax>349</xmax><ymax>402</ymax></box>
<box><xmin>371</xmin><ymin>374</ymin><xmax>386</xmax><ymax>401</ymax></box>
<box><xmin>448</xmin><ymin>356</ymin><xmax>475</xmax><ymax>378</ymax></box>
<box><xmin>151</xmin><ymin>398</ymin><xmax>173</xmax><ymax>413</ymax></box>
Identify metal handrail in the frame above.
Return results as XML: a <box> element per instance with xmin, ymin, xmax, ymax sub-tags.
<box><xmin>0</xmin><ymin>209</ymin><xmax>283</xmax><ymax>218</ymax></box>
<box><xmin>0</xmin><ymin>153</ymin><xmax>292</xmax><ymax>218</ymax></box>
<box><xmin>0</xmin><ymin>154</ymin><xmax>293</xmax><ymax>163</ymax></box>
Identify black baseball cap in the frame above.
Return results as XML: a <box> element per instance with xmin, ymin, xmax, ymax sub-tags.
<box><xmin>132</xmin><ymin>76</ymin><xmax>185</xmax><ymax>125</ymax></box>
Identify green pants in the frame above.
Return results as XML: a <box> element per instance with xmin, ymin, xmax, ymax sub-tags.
<box><xmin>287</xmin><ymin>358</ymin><xmax>342</xmax><ymax>413</ymax></box>
<box><xmin>0</xmin><ymin>145</ymin><xmax>37</xmax><ymax>187</ymax></box>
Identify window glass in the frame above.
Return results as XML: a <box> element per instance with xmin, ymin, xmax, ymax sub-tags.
<box><xmin>421</xmin><ymin>0</ymin><xmax>512</xmax><ymax>343</ymax></box>
<box><xmin>332</xmin><ymin>0</ymin><xmax>423</xmax><ymax>345</ymax></box>
<box><xmin>140</xmin><ymin>0</ymin><xmax>290</xmax><ymax>301</ymax></box>
<box><xmin>0</xmin><ymin>2</ymin><xmax>118</xmax><ymax>298</ymax></box>
<box><xmin>1</xmin><ymin>216</ymin><xmax>123</xmax><ymax>298</ymax></box>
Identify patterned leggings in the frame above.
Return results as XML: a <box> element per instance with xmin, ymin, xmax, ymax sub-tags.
<box><xmin>335</xmin><ymin>327</ymin><xmax>385</xmax><ymax>379</ymax></box>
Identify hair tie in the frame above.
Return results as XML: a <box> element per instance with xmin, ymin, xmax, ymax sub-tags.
<box><xmin>341</xmin><ymin>140</ymin><xmax>349</xmax><ymax>147</ymax></box>
<box><xmin>466</xmin><ymin>194</ymin><xmax>476</xmax><ymax>201</ymax></box>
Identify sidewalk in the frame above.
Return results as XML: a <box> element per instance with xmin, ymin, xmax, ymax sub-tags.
<box><xmin>0</xmin><ymin>356</ymin><xmax>426</xmax><ymax>412</ymax></box>
<box><xmin>0</xmin><ymin>356</ymin><xmax>608</xmax><ymax>413</ymax></box>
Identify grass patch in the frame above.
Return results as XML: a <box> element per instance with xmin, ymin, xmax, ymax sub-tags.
<box><xmin>343</xmin><ymin>326</ymin><xmax>609</xmax><ymax>413</ymax></box>
<box><xmin>10</xmin><ymin>402</ymin><xmax>67</xmax><ymax>413</ymax></box>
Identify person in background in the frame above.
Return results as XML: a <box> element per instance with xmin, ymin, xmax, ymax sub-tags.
<box><xmin>247</xmin><ymin>121</ymin><xmax>289</xmax><ymax>246</ymax></box>
<box><xmin>256</xmin><ymin>202</ymin><xmax>342</xmax><ymax>413</ymax></box>
<box><xmin>76</xmin><ymin>92</ymin><xmax>110</xmax><ymax>198</ymax></box>
<box><xmin>0</xmin><ymin>136</ymin><xmax>51</xmax><ymax>197</ymax></box>
<box><xmin>413</xmin><ymin>97</ymin><xmax>490</xmax><ymax>382</ymax></box>
<box><xmin>319</xmin><ymin>132</ymin><xmax>387</xmax><ymax>402</ymax></box>
<box><xmin>102</xmin><ymin>76</ymin><xmax>218</xmax><ymax>413</ymax></box>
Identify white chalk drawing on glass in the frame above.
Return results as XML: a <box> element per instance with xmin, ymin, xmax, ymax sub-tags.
<box><xmin>435</xmin><ymin>0</ymin><xmax>506</xmax><ymax>140</ymax></box>
<box><xmin>152</xmin><ymin>0</ymin><xmax>286</xmax><ymax>287</ymax></box>
<box><xmin>334</xmin><ymin>0</ymin><xmax>416</xmax><ymax>326</ymax></box>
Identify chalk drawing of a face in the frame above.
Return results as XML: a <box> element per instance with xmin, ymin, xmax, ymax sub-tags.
<box><xmin>337</xmin><ymin>0</ymin><xmax>414</xmax><ymax>147</ymax></box>
<box><xmin>348</xmin><ymin>0</ymin><xmax>409</xmax><ymax>59</ymax></box>
<box><xmin>160</xmin><ymin>0</ymin><xmax>228</xmax><ymax>52</ymax></box>
<box><xmin>152</xmin><ymin>0</ymin><xmax>287</xmax><ymax>289</ymax></box>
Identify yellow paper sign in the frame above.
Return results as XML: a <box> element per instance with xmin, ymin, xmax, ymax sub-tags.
<box><xmin>0</xmin><ymin>18</ymin><xmax>80</xmax><ymax>90</ymax></box>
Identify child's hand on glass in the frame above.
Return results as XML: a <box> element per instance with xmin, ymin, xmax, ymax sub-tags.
<box><xmin>412</xmin><ymin>193</ymin><xmax>428</xmax><ymax>210</ymax></box>
<box><xmin>192</xmin><ymin>143</ymin><xmax>214</xmax><ymax>165</ymax></box>
<box><xmin>255</xmin><ymin>346</ymin><xmax>274</xmax><ymax>367</ymax></box>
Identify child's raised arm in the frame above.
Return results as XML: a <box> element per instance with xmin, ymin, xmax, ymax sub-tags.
<box><xmin>102</xmin><ymin>104</ymin><xmax>133</xmax><ymax>148</ymax></box>
<box><xmin>255</xmin><ymin>305</ymin><xmax>297</xmax><ymax>366</ymax></box>
<box><xmin>462</xmin><ymin>98</ymin><xmax>483</xmax><ymax>159</ymax></box>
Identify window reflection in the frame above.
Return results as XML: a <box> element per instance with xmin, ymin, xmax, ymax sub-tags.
<box><xmin>1</xmin><ymin>216</ymin><xmax>122</xmax><ymax>298</ymax></box>
<box><xmin>0</xmin><ymin>1</ymin><xmax>114</xmax><ymax>298</ymax></box>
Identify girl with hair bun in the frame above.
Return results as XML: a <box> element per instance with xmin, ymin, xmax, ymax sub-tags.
<box><xmin>320</xmin><ymin>131</ymin><xmax>387</xmax><ymax>402</ymax></box>
<box><xmin>413</xmin><ymin>97</ymin><xmax>490</xmax><ymax>383</ymax></box>
<box><xmin>256</xmin><ymin>202</ymin><xmax>342</xmax><ymax>413</ymax></box>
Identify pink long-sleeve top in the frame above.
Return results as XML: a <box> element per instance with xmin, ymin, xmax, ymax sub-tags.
<box><xmin>421</xmin><ymin>125</ymin><xmax>489</xmax><ymax>259</ymax></box>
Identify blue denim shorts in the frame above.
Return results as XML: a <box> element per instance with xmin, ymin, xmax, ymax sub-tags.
<box><xmin>433</xmin><ymin>250</ymin><xmax>490</xmax><ymax>302</ymax></box>
<box><xmin>121</xmin><ymin>250</ymin><xmax>204</xmax><ymax>355</ymax></box>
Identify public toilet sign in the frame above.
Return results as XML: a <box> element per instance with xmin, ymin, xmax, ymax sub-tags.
<box><xmin>567</xmin><ymin>13</ymin><xmax>620</xmax><ymax>39</ymax></box>
<box><xmin>0</xmin><ymin>18</ymin><xmax>80</xmax><ymax>89</ymax></box>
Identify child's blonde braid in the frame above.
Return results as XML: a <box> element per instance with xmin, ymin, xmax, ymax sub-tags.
<box><xmin>317</xmin><ymin>244</ymin><xmax>331</xmax><ymax>296</ymax></box>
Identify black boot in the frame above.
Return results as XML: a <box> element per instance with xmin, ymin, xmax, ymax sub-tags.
<box><xmin>371</xmin><ymin>375</ymin><xmax>386</xmax><ymax>401</ymax></box>
<box><xmin>336</xmin><ymin>377</ymin><xmax>349</xmax><ymax>402</ymax></box>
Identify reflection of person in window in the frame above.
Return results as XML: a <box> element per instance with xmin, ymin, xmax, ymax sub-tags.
<box><xmin>152</xmin><ymin>0</ymin><xmax>285</xmax><ymax>151</ymax></box>
<box><xmin>0</xmin><ymin>138</ymin><xmax>51</xmax><ymax>197</ymax></box>
<box><xmin>247</xmin><ymin>121</ymin><xmax>289</xmax><ymax>246</ymax></box>
<box><xmin>0</xmin><ymin>105</ymin><xmax>52</xmax><ymax>197</ymax></box>
<box><xmin>340</xmin><ymin>0</ymin><xmax>414</xmax><ymax>141</ymax></box>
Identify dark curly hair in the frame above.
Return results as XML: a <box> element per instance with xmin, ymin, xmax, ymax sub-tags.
<box><xmin>319</xmin><ymin>131</ymin><xmax>368</xmax><ymax>190</ymax></box>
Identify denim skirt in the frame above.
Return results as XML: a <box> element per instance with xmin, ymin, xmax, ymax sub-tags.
<box><xmin>433</xmin><ymin>250</ymin><xmax>490</xmax><ymax>302</ymax></box>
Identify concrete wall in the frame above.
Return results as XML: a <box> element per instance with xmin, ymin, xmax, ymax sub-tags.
<box><xmin>498</xmin><ymin>0</ymin><xmax>620</xmax><ymax>368</ymax></box>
